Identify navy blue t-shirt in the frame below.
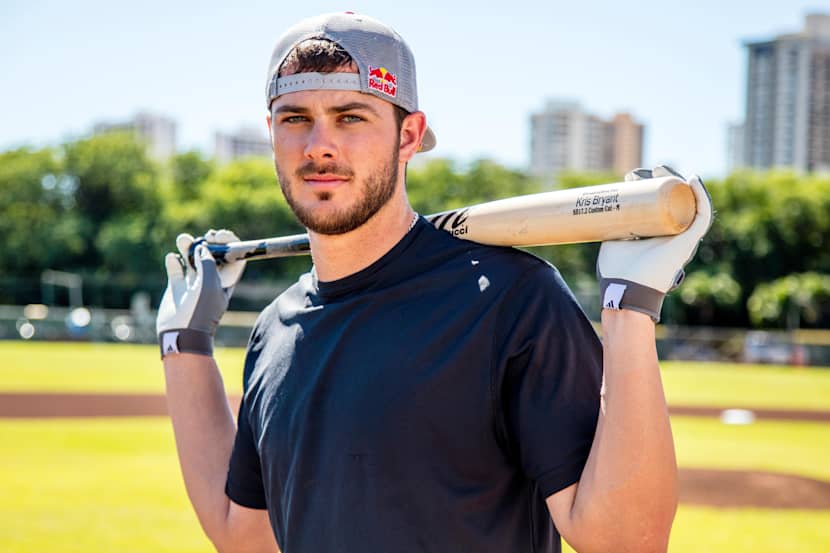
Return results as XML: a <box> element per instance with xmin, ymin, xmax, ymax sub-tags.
<box><xmin>226</xmin><ymin>217</ymin><xmax>602</xmax><ymax>552</ymax></box>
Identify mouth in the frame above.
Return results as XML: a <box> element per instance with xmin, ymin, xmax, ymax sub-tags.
<box><xmin>303</xmin><ymin>174</ymin><xmax>351</xmax><ymax>189</ymax></box>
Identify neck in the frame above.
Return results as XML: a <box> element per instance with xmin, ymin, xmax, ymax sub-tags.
<box><xmin>308</xmin><ymin>185</ymin><xmax>416</xmax><ymax>282</ymax></box>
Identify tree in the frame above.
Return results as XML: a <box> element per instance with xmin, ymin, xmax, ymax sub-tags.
<box><xmin>170</xmin><ymin>150</ymin><xmax>214</xmax><ymax>201</ymax></box>
<box><xmin>0</xmin><ymin>147</ymin><xmax>87</xmax><ymax>279</ymax></box>
<box><xmin>59</xmin><ymin>132</ymin><xmax>163</xmax><ymax>277</ymax></box>
<box><xmin>63</xmin><ymin>132</ymin><xmax>160</xmax><ymax>227</ymax></box>
<box><xmin>672</xmin><ymin>271</ymin><xmax>742</xmax><ymax>325</ymax></box>
<box><xmin>3</xmin><ymin>133</ymin><xmax>829</xmax><ymax>325</ymax></box>
<box><xmin>687</xmin><ymin>170</ymin><xmax>830</xmax><ymax>326</ymax></box>
<box><xmin>407</xmin><ymin>158</ymin><xmax>541</xmax><ymax>215</ymax></box>
<box><xmin>747</xmin><ymin>273</ymin><xmax>830</xmax><ymax>328</ymax></box>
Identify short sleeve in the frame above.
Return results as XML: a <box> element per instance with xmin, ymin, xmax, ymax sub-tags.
<box><xmin>225</xmin><ymin>393</ymin><xmax>267</xmax><ymax>509</ymax></box>
<box><xmin>494</xmin><ymin>263</ymin><xmax>603</xmax><ymax>499</ymax></box>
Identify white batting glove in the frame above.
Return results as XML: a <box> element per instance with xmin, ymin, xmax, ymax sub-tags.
<box><xmin>156</xmin><ymin>229</ymin><xmax>246</xmax><ymax>358</ymax></box>
<box><xmin>597</xmin><ymin>166</ymin><xmax>713</xmax><ymax>321</ymax></box>
<box><xmin>200</xmin><ymin>229</ymin><xmax>247</xmax><ymax>289</ymax></box>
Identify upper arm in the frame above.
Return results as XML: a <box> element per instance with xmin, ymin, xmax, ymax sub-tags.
<box><xmin>545</xmin><ymin>483</ymin><xmax>579</xmax><ymax>548</ymax></box>
<box><xmin>495</xmin><ymin>264</ymin><xmax>602</xmax><ymax>496</ymax></box>
<box><xmin>220</xmin><ymin>500</ymin><xmax>280</xmax><ymax>553</ymax></box>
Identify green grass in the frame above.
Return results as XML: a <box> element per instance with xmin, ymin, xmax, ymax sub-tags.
<box><xmin>661</xmin><ymin>361</ymin><xmax>830</xmax><ymax>411</ymax></box>
<box><xmin>6</xmin><ymin>418</ymin><xmax>829</xmax><ymax>553</ymax></box>
<box><xmin>0</xmin><ymin>341</ymin><xmax>245</xmax><ymax>393</ymax></box>
<box><xmin>669</xmin><ymin>507</ymin><xmax>830</xmax><ymax>553</ymax></box>
<box><xmin>1</xmin><ymin>341</ymin><xmax>830</xmax><ymax>552</ymax></box>
<box><xmin>0</xmin><ymin>418</ymin><xmax>212</xmax><ymax>553</ymax></box>
<box><xmin>3</xmin><ymin>343</ymin><xmax>830</xmax><ymax>413</ymax></box>
<box><xmin>564</xmin><ymin>507</ymin><xmax>830</xmax><ymax>553</ymax></box>
<box><xmin>672</xmin><ymin>417</ymin><xmax>830</xmax><ymax>481</ymax></box>
<box><xmin>563</xmin><ymin>416</ymin><xmax>830</xmax><ymax>553</ymax></box>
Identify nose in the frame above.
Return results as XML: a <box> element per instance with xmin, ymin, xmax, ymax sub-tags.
<box><xmin>303</xmin><ymin>120</ymin><xmax>337</xmax><ymax>160</ymax></box>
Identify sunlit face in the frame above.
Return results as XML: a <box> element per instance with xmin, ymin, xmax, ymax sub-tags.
<box><xmin>268</xmin><ymin>88</ymin><xmax>402</xmax><ymax>235</ymax></box>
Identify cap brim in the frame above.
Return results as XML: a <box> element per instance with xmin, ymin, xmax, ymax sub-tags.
<box><xmin>419</xmin><ymin>126</ymin><xmax>436</xmax><ymax>153</ymax></box>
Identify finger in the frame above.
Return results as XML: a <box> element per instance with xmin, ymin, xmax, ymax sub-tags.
<box><xmin>624</xmin><ymin>168</ymin><xmax>652</xmax><ymax>182</ymax></box>
<box><xmin>176</xmin><ymin>233</ymin><xmax>196</xmax><ymax>263</ymax></box>
<box><xmin>652</xmin><ymin>165</ymin><xmax>683</xmax><ymax>179</ymax></box>
<box><xmin>687</xmin><ymin>175</ymin><xmax>714</xmax><ymax>233</ymax></box>
<box><xmin>188</xmin><ymin>243</ymin><xmax>205</xmax><ymax>291</ymax></box>
<box><xmin>196</xmin><ymin>242</ymin><xmax>229</xmax><ymax>302</ymax></box>
<box><xmin>213</xmin><ymin>229</ymin><xmax>240</xmax><ymax>244</ymax></box>
<box><xmin>164</xmin><ymin>252</ymin><xmax>185</xmax><ymax>280</ymax></box>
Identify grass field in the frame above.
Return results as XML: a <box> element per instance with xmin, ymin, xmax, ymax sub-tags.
<box><xmin>0</xmin><ymin>341</ymin><xmax>245</xmax><ymax>393</ymax></box>
<box><xmin>1</xmin><ymin>341</ymin><xmax>829</xmax><ymax>552</ymax></box>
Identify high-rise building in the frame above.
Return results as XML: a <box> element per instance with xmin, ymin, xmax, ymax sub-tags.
<box><xmin>530</xmin><ymin>100</ymin><xmax>643</xmax><ymax>182</ymax></box>
<box><xmin>611</xmin><ymin>113</ymin><xmax>644</xmax><ymax>176</ymax></box>
<box><xmin>726</xmin><ymin>122</ymin><xmax>746</xmax><ymax>172</ymax></box>
<box><xmin>93</xmin><ymin>112</ymin><xmax>177</xmax><ymax>161</ymax></box>
<box><xmin>742</xmin><ymin>13</ymin><xmax>830</xmax><ymax>172</ymax></box>
<box><xmin>214</xmin><ymin>127</ymin><xmax>272</xmax><ymax>164</ymax></box>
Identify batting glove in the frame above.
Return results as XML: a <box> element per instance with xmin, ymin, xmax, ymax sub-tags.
<box><xmin>156</xmin><ymin>229</ymin><xmax>247</xmax><ymax>358</ymax></box>
<box><xmin>597</xmin><ymin>166</ymin><xmax>713</xmax><ymax>321</ymax></box>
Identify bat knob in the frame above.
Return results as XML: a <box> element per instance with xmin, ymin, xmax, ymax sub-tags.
<box><xmin>187</xmin><ymin>238</ymin><xmax>230</xmax><ymax>267</ymax></box>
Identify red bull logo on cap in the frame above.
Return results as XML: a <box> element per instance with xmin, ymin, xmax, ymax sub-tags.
<box><xmin>368</xmin><ymin>66</ymin><xmax>397</xmax><ymax>98</ymax></box>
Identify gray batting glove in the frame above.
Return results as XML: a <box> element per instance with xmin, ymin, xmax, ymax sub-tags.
<box><xmin>597</xmin><ymin>166</ymin><xmax>713</xmax><ymax>321</ymax></box>
<box><xmin>156</xmin><ymin>230</ymin><xmax>246</xmax><ymax>358</ymax></box>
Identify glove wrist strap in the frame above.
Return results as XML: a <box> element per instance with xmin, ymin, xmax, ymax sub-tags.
<box><xmin>599</xmin><ymin>278</ymin><xmax>665</xmax><ymax>322</ymax></box>
<box><xmin>159</xmin><ymin>329</ymin><xmax>214</xmax><ymax>359</ymax></box>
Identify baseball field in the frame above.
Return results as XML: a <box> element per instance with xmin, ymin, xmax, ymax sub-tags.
<box><xmin>1</xmin><ymin>341</ymin><xmax>829</xmax><ymax>552</ymax></box>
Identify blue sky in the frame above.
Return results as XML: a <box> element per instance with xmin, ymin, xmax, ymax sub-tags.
<box><xmin>1</xmin><ymin>0</ymin><xmax>825</xmax><ymax>179</ymax></box>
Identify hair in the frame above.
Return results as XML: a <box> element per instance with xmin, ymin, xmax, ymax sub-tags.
<box><xmin>278</xmin><ymin>38</ymin><xmax>408</xmax><ymax>131</ymax></box>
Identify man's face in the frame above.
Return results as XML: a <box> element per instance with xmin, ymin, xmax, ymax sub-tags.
<box><xmin>268</xmin><ymin>88</ymin><xmax>402</xmax><ymax>235</ymax></box>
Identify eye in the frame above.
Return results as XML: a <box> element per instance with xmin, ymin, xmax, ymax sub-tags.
<box><xmin>281</xmin><ymin>115</ymin><xmax>308</xmax><ymax>124</ymax></box>
<box><xmin>340</xmin><ymin>114</ymin><xmax>364</xmax><ymax>123</ymax></box>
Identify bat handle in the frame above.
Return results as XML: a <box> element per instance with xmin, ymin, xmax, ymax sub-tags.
<box><xmin>187</xmin><ymin>239</ymin><xmax>231</xmax><ymax>268</ymax></box>
<box><xmin>188</xmin><ymin>234</ymin><xmax>312</xmax><ymax>267</ymax></box>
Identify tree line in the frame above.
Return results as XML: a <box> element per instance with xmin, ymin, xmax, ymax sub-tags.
<box><xmin>1</xmin><ymin>132</ymin><xmax>828</xmax><ymax>328</ymax></box>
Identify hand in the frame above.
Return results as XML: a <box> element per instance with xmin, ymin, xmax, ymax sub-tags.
<box><xmin>597</xmin><ymin>166</ymin><xmax>713</xmax><ymax>321</ymax></box>
<box><xmin>156</xmin><ymin>229</ymin><xmax>247</xmax><ymax>358</ymax></box>
<box><xmin>187</xmin><ymin>229</ymin><xmax>248</xmax><ymax>289</ymax></box>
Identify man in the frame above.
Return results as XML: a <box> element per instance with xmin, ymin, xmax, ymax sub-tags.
<box><xmin>157</xmin><ymin>12</ymin><xmax>712</xmax><ymax>553</ymax></box>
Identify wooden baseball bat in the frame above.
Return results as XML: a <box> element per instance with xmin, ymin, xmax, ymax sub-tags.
<box><xmin>204</xmin><ymin>176</ymin><xmax>696</xmax><ymax>264</ymax></box>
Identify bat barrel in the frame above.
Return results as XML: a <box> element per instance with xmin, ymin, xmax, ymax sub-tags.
<box><xmin>427</xmin><ymin>176</ymin><xmax>696</xmax><ymax>247</ymax></box>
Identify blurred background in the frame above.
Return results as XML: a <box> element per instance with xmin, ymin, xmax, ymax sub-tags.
<box><xmin>1</xmin><ymin>1</ymin><xmax>829</xmax><ymax>552</ymax></box>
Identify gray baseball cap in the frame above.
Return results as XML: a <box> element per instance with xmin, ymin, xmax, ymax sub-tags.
<box><xmin>265</xmin><ymin>12</ymin><xmax>436</xmax><ymax>152</ymax></box>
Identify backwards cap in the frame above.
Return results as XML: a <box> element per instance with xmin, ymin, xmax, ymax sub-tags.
<box><xmin>265</xmin><ymin>12</ymin><xmax>436</xmax><ymax>152</ymax></box>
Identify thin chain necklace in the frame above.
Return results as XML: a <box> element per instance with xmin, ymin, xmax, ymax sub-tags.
<box><xmin>408</xmin><ymin>212</ymin><xmax>419</xmax><ymax>232</ymax></box>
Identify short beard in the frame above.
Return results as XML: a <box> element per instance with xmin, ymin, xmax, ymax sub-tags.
<box><xmin>277</xmin><ymin>147</ymin><xmax>400</xmax><ymax>235</ymax></box>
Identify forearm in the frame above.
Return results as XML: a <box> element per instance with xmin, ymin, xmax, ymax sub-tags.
<box><xmin>565</xmin><ymin>310</ymin><xmax>678</xmax><ymax>552</ymax></box>
<box><xmin>164</xmin><ymin>353</ymin><xmax>237</xmax><ymax>545</ymax></box>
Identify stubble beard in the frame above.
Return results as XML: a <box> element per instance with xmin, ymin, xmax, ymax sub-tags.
<box><xmin>277</xmin><ymin>147</ymin><xmax>400</xmax><ymax>235</ymax></box>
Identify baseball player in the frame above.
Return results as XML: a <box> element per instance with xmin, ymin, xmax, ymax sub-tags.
<box><xmin>157</xmin><ymin>12</ymin><xmax>712</xmax><ymax>553</ymax></box>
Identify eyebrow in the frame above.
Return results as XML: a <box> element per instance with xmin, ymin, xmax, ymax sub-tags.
<box><xmin>273</xmin><ymin>102</ymin><xmax>380</xmax><ymax>116</ymax></box>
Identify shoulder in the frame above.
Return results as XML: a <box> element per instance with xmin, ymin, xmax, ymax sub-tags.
<box><xmin>242</xmin><ymin>273</ymin><xmax>312</xmax><ymax>386</ymax></box>
<box><xmin>435</xmin><ymin>225</ymin><xmax>572</xmax><ymax>295</ymax></box>
<box><xmin>415</xmin><ymin>220</ymin><xmax>555</xmax><ymax>279</ymax></box>
<box><xmin>252</xmin><ymin>272</ymin><xmax>313</xmax><ymax>330</ymax></box>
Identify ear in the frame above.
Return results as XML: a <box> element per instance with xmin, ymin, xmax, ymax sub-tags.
<box><xmin>265</xmin><ymin>111</ymin><xmax>275</xmax><ymax>151</ymax></box>
<box><xmin>399</xmin><ymin>111</ymin><xmax>428</xmax><ymax>163</ymax></box>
